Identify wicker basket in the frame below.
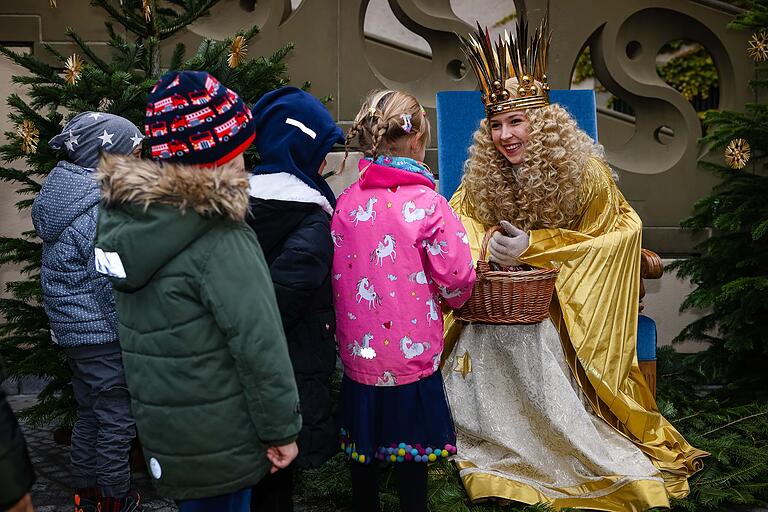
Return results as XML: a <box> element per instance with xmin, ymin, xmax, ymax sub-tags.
<box><xmin>454</xmin><ymin>227</ymin><xmax>559</xmax><ymax>324</ymax></box>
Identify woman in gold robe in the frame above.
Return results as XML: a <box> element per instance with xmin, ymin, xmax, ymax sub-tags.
<box><xmin>443</xmin><ymin>22</ymin><xmax>707</xmax><ymax>512</ymax></box>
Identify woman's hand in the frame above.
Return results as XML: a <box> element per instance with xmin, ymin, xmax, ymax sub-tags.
<box><xmin>488</xmin><ymin>221</ymin><xmax>529</xmax><ymax>267</ymax></box>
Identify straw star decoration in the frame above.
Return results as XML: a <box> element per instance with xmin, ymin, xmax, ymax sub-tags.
<box><xmin>725</xmin><ymin>138</ymin><xmax>751</xmax><ymax>170</ymax></box>
<box><xmin>748</xmin><ymin>31</ymin><xmax>768</xmax><ymax>62</ymax></box>
<box><xmin>228</xmin><ymin>35</ymin><xmax>248</xmax><ymax>68</ymax></box>
<box><xmin>453</xmin><ymin>351</ymin><xmax>472</xmax><ymax>379</ymax></box>
<box><xmin>49</xmin><ymin>0</ymin><xmax>57</xmax><ymax>7</ymax></box>
<box><xmin>18</xmin><ymin>120</ymin><xmax>39</xmax><ymax>155</ymax></box>
<box><xmin>64</xmin><ymin>54</ymin><xmax>84</xmax><ymax>85</ymax></box>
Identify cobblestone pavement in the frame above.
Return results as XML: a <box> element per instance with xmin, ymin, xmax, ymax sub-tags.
<box><xmin>11</xmin><ymin>395</ymin><xmax>177</xmax><ymax>512</ymax></box>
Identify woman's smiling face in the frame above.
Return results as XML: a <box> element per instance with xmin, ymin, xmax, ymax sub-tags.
<box><xmin>489</xmin><ymin>110</ymin><xmax>531</xmax><ymax>166</ymax></box>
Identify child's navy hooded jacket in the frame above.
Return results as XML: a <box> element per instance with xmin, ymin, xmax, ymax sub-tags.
<box><xmin>247</xmin><ymin>87</ymin><xmax>343</xmax><ymax>468</ymax></box>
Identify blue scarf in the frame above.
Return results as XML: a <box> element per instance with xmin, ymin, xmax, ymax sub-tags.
<box><xmin>366</xmin><ymin>156</ymin><xmax>435</xmax><ymax>185</ymax></box>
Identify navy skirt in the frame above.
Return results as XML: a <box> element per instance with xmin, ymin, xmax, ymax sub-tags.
<box><xmin>339</xmin><ymin>370</ymin><xmax>457</xmax><ymax>464</ymax></box>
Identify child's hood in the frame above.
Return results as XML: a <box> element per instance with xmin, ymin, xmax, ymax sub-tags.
<box><xmin>357</xmin><ymin>158</ymin><xmax>436</xmax><ymax>190</ymax></box>
<box><xmin>32</xmin><ymin>161</ymin><xmax>99</xmax><ymax>243</ymax></box>
<box><xmin>49</xmin><ymin>111</ymin><xmax>143</xmax><ymax>169</ymax></box>
<box><xmin>94</xmin><ymin>153</ymin><xmax>250</xmax><ymax>292</ymax></box>
<box><xmin>250</xmin><ymin>87</ymin><xmax>344</xmax><ymax>208</ymax></box>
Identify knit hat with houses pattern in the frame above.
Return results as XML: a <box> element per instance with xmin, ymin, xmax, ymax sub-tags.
<box><xmin>145</xmin><ymin>71</ymin><xmax>255</xmax><ymax>167</ymax></box>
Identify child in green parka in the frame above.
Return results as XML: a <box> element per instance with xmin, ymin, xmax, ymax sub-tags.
<box><xmin>94</xmin><ymin>71</ymin><xmax>301</xmax><ymax>512</ymax></box>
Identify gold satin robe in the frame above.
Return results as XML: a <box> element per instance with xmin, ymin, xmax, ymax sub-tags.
<box><xmin>443</xmin><ymin>157</ymin><xmax>707</xmax><ymax>509</ymax></box>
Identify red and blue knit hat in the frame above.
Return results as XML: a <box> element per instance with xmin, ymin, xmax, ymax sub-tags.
<box><xmin>145</xmin><ymin>71</ymin><xmax>255</xmax><ymax>167</ymax></box>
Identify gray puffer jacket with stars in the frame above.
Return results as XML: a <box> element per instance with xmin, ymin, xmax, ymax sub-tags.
<box><xmin>31</xmin><ymin>160</ymin><xmax>119</xmax><ymax>354</ymax></box>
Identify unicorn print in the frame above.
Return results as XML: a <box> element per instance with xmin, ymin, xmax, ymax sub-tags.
<box><xmin>370</xmin><ymin>234</ymin><xmax>397</xmax><ymax>266</ymax></box>
<box><xmin>456</xmin><ymin>231</ymin><xmax>469</xmax><ymax>245</ymax></box>
<box><xmin>426</xmin><ymin>297</ymin><xmax>439</xmax><ymax>325</ymax></box>
<box><xmin>331</xmin><ymin>230</ymin><xmax>344</xmax><ymax>247</ymax></box>
<box><xmin>438</xmin><ymin>284</ymin><xmax>464</xmax><ymax>299</ymax></box>
<box><xmin>399</xmin><ymin>336</ymin><xmax>431</xmax><ymax>359</ymax></box>
<box><xmin>349</xmin><ymin>196</ymin><xmax>377</xmax><ymax>226</ymax></box>
<box><xmin>422</xmin><ymin>239</ymin><xmax>448</xmax><ymax>258</ymax></box>
<box><xmin>356</xmin><ymin>277</ymin><xmax>382</xmax><ymax>309</ymax></box>
<box><xmin>348</xmin><ymin>332</ymin><xmax>376</xmax><ymax>360</ymax></box>
<box><xmin>432</xmin><ymin>354</ymin><xmax>441</xmax><ymax>372</ymax></box>
<box><xmin>402</xmin><ymin>200</ymin><xmax>436</xmax><ymax>223</ymax></box>
<box><xmin>376</xmin><ymin>370</ymin><xmax>397</xmax><ymax>386</ymax></box>
<box><xmin>408</xmin><ymin>270</ymin><xmax>429</xmax><ymax>285</ymax></box>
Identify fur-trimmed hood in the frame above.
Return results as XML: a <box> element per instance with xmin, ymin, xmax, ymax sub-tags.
<box><xmin>94</xmin><ymin>153</ymin><xmax>251</xmax><ymax>292</ymax></box>
<box><xmin>97</xmin><ymin>152</ymin><xmax>249</xmax><ymax>222</ymax></box>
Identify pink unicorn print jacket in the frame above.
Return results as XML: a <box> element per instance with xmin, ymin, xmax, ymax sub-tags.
<box><xmin>331</xmin><ymin>159</ymin><xmax>475</xmax><ymax>386</ymax></box>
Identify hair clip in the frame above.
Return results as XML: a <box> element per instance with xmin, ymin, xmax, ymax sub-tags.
<box><xmin>368</xmin><ymin>107</ymin><xmax>377</xmax><ymax>117</ymax></box>
<box><xmin>400</xmin><ymin>113</ymin><xmax>413</xmax><ymax>133</ymax></box>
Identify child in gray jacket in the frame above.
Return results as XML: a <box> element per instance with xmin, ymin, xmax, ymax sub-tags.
<box><xmin>31</xmin><ymin>112</ymin><xmax>144</xmax><ymax>512</ymax></box>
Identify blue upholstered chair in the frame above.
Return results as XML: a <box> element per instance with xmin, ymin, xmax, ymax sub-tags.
<box><xmin>435</xmin><ymin>90</ymin><xmax>659</xmax><ymax>395</ymax></box>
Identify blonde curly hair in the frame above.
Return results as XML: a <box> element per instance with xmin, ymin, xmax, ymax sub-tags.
<box><xmin>459</xmin><ymin>102</ymin><xmax>605</xmax><ymax>231</ymax></box>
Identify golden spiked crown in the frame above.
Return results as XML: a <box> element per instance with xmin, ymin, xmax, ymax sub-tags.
<box><xmin>459</xmin><ymin>13</ymin><xmax>551</xmax><ymax>116</ymax></box>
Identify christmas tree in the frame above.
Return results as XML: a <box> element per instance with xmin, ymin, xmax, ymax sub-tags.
<box><xmin>669</xmin><ymin>0</ymin><xmax>768</xmax><ymax>399</ymax></box>
<box><xmin>0</xmin><ymin>0</ymin><xmax>295</xmax><ymax>426</ymax></box>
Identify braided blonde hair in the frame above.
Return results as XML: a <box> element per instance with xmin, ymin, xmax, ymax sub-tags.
<box><xmin>343</xmin><ymin>90</ymin><xmax>431</xmax><ymax>169</ymax></box>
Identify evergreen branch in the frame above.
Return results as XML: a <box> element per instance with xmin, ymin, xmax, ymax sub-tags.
<box><xmin>65</xmin><ymin>27</ymin><xmax>112</xmax><ymax>72</ymax></box>
<box><xmin>698</xmin><ymin>462</ymin><xmax>768</xmax><ymax>487</ymax></box>
<box><xmin>702</xmin><ymin>410</ymin><xmax>768</xmax><ymax>437</ymax></box>
<box><xmin>90</xmin><ymin>0</ymin><xmax>147</xmax><ymax>36</ymax></box>
<box><xmin>169</xmin><ymin>43</ymin><xmax>186</xmax><ymax>70</ymax></box>
<box><xmin>157</xmin><ymin>0</ymin><xmax>218</xmax><ymax>38</ymax></box>
<box><xmin>0</xmin><ymin>46</ymin><xmax>64</xmax><ymax>85</ymax></box>
<box><xmin>42</xmin><ymin>43</ymin><xmax>69</xmax><ymax>65</ymax></box>
<box><xmin>0</xmin><ymin>167</ymin><xmax>40</xmax><ymax>188</ymax></box>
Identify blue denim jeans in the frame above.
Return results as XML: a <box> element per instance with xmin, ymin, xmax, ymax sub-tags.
<box><xmin>177</xmin><ymin>488</ymin><xmax>251</xmax><ymax>512</ymax></box>
<box><xmin>68</xmin><ymin>350</ymin><xmax>135</xmax><ymax>497</ymax></box>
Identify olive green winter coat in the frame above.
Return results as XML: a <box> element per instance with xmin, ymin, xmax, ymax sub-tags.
<box><xmin>94</xmin><ymin>153</ymin><xmax>301</xmax><ymax>500</ymax></box>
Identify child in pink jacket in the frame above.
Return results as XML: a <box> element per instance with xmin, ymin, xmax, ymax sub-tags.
<box><xmin>332</xmin><ymin>90</ymin><xmax>475</xmax><ymax>512</ymax></box>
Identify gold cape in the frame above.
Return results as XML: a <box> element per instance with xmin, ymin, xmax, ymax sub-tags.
<box><xmin>444</xmin><ymin>157</ymin><xmax>707</xmax><ymax>501</ymax></box>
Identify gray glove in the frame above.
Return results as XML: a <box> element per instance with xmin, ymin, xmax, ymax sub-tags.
<box><xmin>488</xmin><ymin>221</ymin><xmax>529</xmax><ymax>267</ymax></box>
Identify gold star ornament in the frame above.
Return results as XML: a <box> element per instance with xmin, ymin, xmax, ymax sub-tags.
<box><xmin>748</xmin><ymin>31</ymin><xmax>768</xmax><ymax>63</ymax></box>
<box><xmin>18</xmin><ymin>120</ymin><xmax>39</xmax><ymax>155</ymax></box>
<box><xmin>725</xmin><ymin>138</ymin><xmax>750</xmax><ymax>170</ymax></box>
<box><xmin>453</xmin><ymin>351</ymin><xmax>472</xmax><ymax>379</ymax></box>
<box><xmin>228</xmin><ymin>35</ymin><xmax>248</xmax><ymax>68</ymax></box>
<box><xmin>64</xmin><ymin>54</ymin><xmax>84</xmax><ymax>85</ymax></box>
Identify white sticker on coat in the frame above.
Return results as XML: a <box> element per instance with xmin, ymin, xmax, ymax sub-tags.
<box><xmin>149</xmin><ymin>457</ymin><xmax>162</xmax><ymax>479</ymax></box>
<box><xmin>94</xmin><ymin>248</ymin><xmax>127</xmax><ymax>279</ymax></box>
